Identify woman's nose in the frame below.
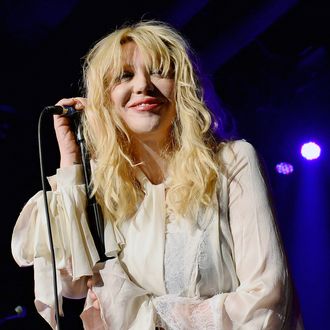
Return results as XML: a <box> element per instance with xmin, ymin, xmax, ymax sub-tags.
<box><xmin>132</xmin><ymin>72</ymin><xmax>154</xmax><ymax>94</ymax></box>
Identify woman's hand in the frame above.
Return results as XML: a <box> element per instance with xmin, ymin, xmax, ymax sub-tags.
<box><xmin>87</xmin><ymin>277</ymin><xmax>100</xmax><ymax>310</ymax></box>
<box><xmin>54</xmin><ymin>97</ymin><xmax>86</xmax><ymax>168</ymax></box>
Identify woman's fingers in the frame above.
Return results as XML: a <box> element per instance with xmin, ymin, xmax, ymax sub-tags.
<box><xmin>53</xmin><ymin>97</ymin><xmax>86</xmax><ymax>167</ymax></box>
<box><xmin>73</xmin><ymin>97</ymin><xmax>87</xmax><ymax>108</ymax></box>
<box><xmin>87</xmin><ymin>276</ymin><xmax>101</xmax><ymax>310</ymax></box>
<box><xmin>89</xmin><ymin>289</ymin><xmax>100</xmax><ymax>310</ymax></box>
<box><xmin>92</xmin><ymin>299</ymin><xmax>100</xmax><ymax>310</ymax></box>
<box><xmin>89</xmin><ymin>289</ymin><xmax>97</xmax><ymax>300</ymax></box>
<box><xmin>55</xmin><ymin>97</ymin><xmax>86</xmax><ymax>109</ymax></box>
<box><xmin>87</xmin><ymin>277</ymin><xmax>94</xmax><ymax>289</ymax></box>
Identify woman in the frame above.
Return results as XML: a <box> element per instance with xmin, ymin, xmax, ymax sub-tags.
<box><xmin>12</xmin><ymin>21</ymin><xmax>301</xmax><ymax>329</ymax></box>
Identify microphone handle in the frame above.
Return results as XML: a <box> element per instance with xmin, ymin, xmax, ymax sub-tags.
<box><xmin>44</xmin><ymin>105</ymin><xmax>79</xmax><ymax>116</ymax></box>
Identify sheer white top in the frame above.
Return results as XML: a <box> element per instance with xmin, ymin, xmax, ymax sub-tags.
<box><xmin>12</xmin><ymin>140</ymin><xmax>302</xmax><ymax>329</ymax></box>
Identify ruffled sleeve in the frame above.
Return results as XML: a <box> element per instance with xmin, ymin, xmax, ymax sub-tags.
<box><xmin>11</xmin><ymin>165</ymin><xmax>120</xmax><ymax>329</ymax></box>
<box><xmin>81</xmin><ymin>258</ymin><xmax>156</xmax><ymax>330</ymax></box>
<box><xmin>152</xmin><ymin>141</ymin><xmax>302</xmax><ymax>329</ymax></box>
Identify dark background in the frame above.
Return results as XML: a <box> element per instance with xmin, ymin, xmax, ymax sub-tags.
<box><xmin>1</xmin><ymin>0</ymin><xmax>329</xmax><ymax>329</ymax></box>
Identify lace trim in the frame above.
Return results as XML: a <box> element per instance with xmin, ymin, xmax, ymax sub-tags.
<box><xmin>164</xmin><ymin>230</ymin><xmax>185</xmax><ymax>294</ymax></box>
<box><xmin>164</xmin><ymin>210</ymin><xmax>212</xmax><ymax>296</ymax></box>
<box><xmin>153</xmin><ymin>295</ymin><xmax>220</xmax><ymax>330</ymax></box>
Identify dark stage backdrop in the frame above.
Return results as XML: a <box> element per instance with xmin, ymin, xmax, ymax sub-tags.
<box><xmin>1</xmin><ymin>0</ymin><xmax>329</xmax><ymax>328</ymax></box>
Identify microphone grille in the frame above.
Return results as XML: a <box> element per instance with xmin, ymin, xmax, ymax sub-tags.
<box><xmin>15</xmin><ymin>305</ymin><xmax>23</xmax><ymax>314</ymax></box>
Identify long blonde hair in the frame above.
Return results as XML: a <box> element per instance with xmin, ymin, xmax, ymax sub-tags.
<box><xmin>82</xmin><ymin>21</ymin><xmax>222</xmax><ymax>223</ymax></box>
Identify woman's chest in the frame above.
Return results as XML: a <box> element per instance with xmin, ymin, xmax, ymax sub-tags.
<box><xmin>118</xmin><ymin>187</ymin><xmax>238</xmax><ymax>298</ymax></box>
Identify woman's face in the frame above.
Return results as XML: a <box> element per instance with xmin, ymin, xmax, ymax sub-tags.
<box><xmin>110</xmin><ymin>42</ymin><xmax>176</xmax><ymax>144</ymax></box>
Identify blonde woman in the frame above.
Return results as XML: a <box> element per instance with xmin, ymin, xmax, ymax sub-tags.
<box><xmin>12</xmin><ymin>21</ymin><xmax>302</xmax><ymax>329</ymax></box>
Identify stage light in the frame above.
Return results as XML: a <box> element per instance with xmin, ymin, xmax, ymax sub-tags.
<box><xmin>301</xmin><ymin>142</ymin><xmax>321</xmax><ymax>160</ymax></box>
<box><xmin>276</xmin><ymin>162</ymin><xmax>294</xmax><ymax>175</ymax></box>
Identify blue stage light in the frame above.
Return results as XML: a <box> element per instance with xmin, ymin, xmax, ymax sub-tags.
<box><xmin>301</xmin><ymin>142</ymin><xmax>321</xmax><ymax>160</ymax></box>
<box><xmin>276</xmin><ymin>162</ymin><xmax>294</xmax><ymax>175</ymax></box>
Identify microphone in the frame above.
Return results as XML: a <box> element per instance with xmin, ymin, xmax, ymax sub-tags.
<box><xmin>0</xmin><ymin>305</ymin><xmax>27</xmax><ymax>324</ymax></box>
<box><xmin>14</xmin><ymin>305</ymin><xmax>26</xmax><ymax>317</ymax></box>
<box><xmin>43</xmin><ymin>105</ymin><xmax>79</xmax><ymax>116</ymax></box>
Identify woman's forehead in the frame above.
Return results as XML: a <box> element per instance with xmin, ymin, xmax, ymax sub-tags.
<box><xmin>120</xmin><ymin>42</ymin><xmax>140</xmax><ymax>64</ymax></box>
<box><xmin>119</xmin><ymin>41</ymin><xmax>163</xmax><ymax>67</ymax></box>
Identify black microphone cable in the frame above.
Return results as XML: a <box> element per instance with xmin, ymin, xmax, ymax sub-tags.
<box><xmin>37</xmin><ymin>104</ymin><xmax>110</xmax><ymax>328</ymax></box>
<box><xmin>44</xmin><ymin>105</ymin><xmax>109</xmax><ymax>262</ymax></box>
<box><xmin>38</xmin><ymin>108</ymin><xmax>63</xmax><ymax>329</ymax></box>
<box><xmin>38</xmin><ymin>104</ymin><xmax>112</xmax><ymax>328</ymax></box>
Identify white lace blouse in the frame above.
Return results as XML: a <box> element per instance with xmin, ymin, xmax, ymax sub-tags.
<box><xmin>11</xmin><ymin>140</ymin><xmax>302</xmax><ymax>329</ymax></box>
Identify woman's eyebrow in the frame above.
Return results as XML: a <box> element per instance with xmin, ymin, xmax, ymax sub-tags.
<box><xmin>122</xmin><ymin>63</ymin><xmax>135</xmax><ymax>70</ymax></box>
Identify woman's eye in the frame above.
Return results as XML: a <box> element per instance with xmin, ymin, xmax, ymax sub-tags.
<box><xmin>117</xmin><ymin>71</ymin><xmax>134</xmax><ymax>82</ymax></box>
<box><xmin>150</xmin><ymin>69</ymin><xmax>164</xmax><ymax>76</ymax></box>
<box><xmin>151</xmin><ymin>68</ymin><xmax>174</xmax><ymax>79</ymax></box>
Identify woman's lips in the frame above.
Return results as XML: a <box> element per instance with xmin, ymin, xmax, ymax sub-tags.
<box><xmin>128</xmin><ymin>97</ymin><xmax>163</xmax><ymax>112</ymax></box>
<box><xmin>130</xmin><ymin>102</ymin><xmax>162</xmax><ymax>111</ymax></box>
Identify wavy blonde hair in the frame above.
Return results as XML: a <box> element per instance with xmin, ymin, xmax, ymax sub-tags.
<box><xmin>82</xmin><ymin>21</ymin><xmax>222</xmax><ymax>223</ymax></box>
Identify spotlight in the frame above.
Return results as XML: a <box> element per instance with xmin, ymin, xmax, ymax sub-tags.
<box><xmin>276</xmin><ymin>162</ymin><xmax>294</xmax><ymax>175</ymax></box>
<box><xmin>301</xmin><ymin>142</ymin><xmax>321</xmax><ymax>160</ymax></box>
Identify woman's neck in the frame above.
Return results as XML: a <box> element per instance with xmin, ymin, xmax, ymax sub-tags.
<box><xmin>132</xmin><ymin>137</ymin><xmax>168</xmax><ymax>185</ymax></box>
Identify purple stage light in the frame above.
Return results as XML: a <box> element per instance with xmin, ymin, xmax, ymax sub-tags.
<box><xmin>301</xmin><ymin>142</ymin><xmax>321</xmax><ymax>160</ymax></box>
<box><xmin>276</xmin><ymin>162</ymin><xmax>294</xmax><ymax>175</ymax></box>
